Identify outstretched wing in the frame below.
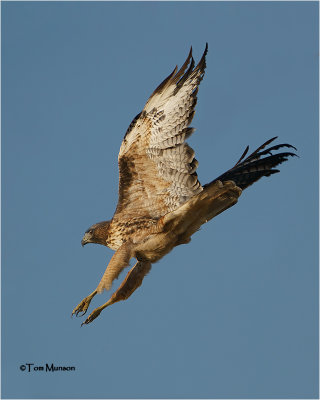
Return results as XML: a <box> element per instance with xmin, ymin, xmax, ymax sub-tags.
<box><xmin>113</xmin><ymin>44</ymin><xmax>208</xmax><ymax>221</ymax></box>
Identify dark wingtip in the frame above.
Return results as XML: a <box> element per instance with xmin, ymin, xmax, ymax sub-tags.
<box><xmin>214</xmin><ymin>137</ymin><xmax>298</xmax><ymax>190</ymax></box>
<box><xmin>198</xmin><ymin>43</ymin><xmax>208</xmax><ymax>66</ymax></box>
<box><xmin>152</xmin><ymin>65</ymin><xmax>177</xmax><ymax>95</ymax></box>
<box><xmin>284</xmin><ymin>152</ymin><xmax>299</xmax><ymax>159</ymax></box>
<box><xmin>265</xmin><ymin>136</ymin><xmax>278</xmax><ymax>146</ymax></box>
<box><xmin>283</xmin><ymin>143</ymin><xmax>298</xmax><ymax>152</ymax></box>
<box><xmin>234</xmin><ymin>145</ymin><xmax>249</xmax><ymax>167</ymax></box>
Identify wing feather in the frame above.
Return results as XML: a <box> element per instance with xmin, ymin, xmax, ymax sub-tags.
<box><xmin>114</xmin><ymin>45</ymin><xmax>208</xmax><ymax>221</ymax></box>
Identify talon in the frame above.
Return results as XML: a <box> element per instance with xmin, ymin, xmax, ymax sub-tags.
<box><xmin>72</xmin><ymin>297</ymin><xmax>92</xmax><ymax>317</ymax></box>
<box><xmin>75</xmin><ymin>310</ymin><xmax>87</xmax><ymax>317</ymax></box>
<box><xmin>81</xmin><ymin>308</ymin><xmax>102</xmax><ymax>326</ymax></box>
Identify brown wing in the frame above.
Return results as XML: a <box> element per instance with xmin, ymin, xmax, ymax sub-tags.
<box><xmin>113</xmin><ymin>44</ymin><xmax>208</xmax><ymax>222</ymax></box>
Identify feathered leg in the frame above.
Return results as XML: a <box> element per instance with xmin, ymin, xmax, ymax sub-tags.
<box><xmin>71</xmin><ymin>241</ymin><xmax>133</xmax><ymax>317</ymax></box>
<box><xmin>81</xmin><ymin>261</ymin><xmax>152</xmax><ymax>325</ymax></box>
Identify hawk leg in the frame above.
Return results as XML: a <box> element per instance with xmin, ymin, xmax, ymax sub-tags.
<box><xmin>72</xmin><ymin>242</ymin><xmax>133</xmax><ymax>317</ymax></box>
<box><xmin>96</xmin><ymin>241</ymin><xmax>133</xmax><ymax>292</ymax></box>
<box><xmin>81</xmin><ymin>261</ymin><xmax>151</xmax><ymax>325</ymax></box>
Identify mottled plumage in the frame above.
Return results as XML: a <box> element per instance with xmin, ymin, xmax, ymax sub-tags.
<box><xmin>72</xmin><ymin>44</ymin><xmax>297</xmax><ymax>325</ymax></box>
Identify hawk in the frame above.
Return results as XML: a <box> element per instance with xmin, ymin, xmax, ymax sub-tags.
<box><xmin>72</xmin><ymin>44</ymin><xmax>296</xmax><ymax>325</ymax></box>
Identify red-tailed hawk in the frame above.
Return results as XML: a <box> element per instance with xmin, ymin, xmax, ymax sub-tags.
<box><xmin>72</xmin><ymin>44</ymin><xmax>296</xmax><ymax>325</ymax></box>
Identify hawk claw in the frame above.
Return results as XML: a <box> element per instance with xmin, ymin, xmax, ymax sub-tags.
<box><xmin>81</xmin><ymin>308</ymin><xmax>102</xmax><ymax>326</ymax></box>
<box><xmin>71</xmin><ymin>308</ymin><xmax>87</xmax><ymax>318</ymax></box>
<box><xmin>71</xmin><ymin>297</ymin><xmax>91</xmax><ymax>317</ymax></box>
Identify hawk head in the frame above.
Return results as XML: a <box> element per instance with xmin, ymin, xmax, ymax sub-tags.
<box><xmin>81</xmin><ymin>220</ymin><xmax>111</xmax><ymax>247</ymax></box>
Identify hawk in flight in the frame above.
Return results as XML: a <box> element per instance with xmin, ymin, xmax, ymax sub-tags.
<box><xmin>72</xmin><ymin>44</ymin><xmax>296</xmax><ymax>325</ymax></box>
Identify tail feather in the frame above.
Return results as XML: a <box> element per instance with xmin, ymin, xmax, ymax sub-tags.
<box><xmin>211</xmin><ymin>138</ymin><xmax>297</xmax><ymax>190</ymax></box>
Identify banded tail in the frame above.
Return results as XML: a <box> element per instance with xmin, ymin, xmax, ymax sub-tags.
<box><xmin>211</xmin><ymin>137</ymin><xmax>297</xmax><ymax>190</ymax></box>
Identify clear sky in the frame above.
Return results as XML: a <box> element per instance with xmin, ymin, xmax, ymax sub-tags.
<box><xmin>2</xmin><ymin>1</ymin><xmax>318</xmax><ymax>399</ymax></box>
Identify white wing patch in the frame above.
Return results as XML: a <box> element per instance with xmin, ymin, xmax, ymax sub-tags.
<box><xmin>115</xmin><ymin>45</ymin><xmax>208</xmax><ymax>219</ymax></box>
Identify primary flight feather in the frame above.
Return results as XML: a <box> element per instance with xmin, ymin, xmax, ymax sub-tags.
<box><xmin>72</xmin><ymin>44</ymin><xmax>297</xmax><ymax>325</ymax></box>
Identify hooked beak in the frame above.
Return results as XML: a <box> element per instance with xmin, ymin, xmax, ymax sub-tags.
<box><xmin>81</xmin><ymin>232</ymin><xmax>91</xmax><ymax>247</ymax></box>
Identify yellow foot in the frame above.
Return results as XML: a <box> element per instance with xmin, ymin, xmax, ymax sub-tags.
<box><xmin>72</xmin><ymin>290</ymin><xmax>97</xmax><ymax>317</ymax></box>
<box><xmin>81</xmin><ymin>307</ymin><xmax>103</xmax><ymax>326</ymax></box>
<box><xmin>72</xmin><ymin>297</ymin><xmax>91</xmax><ymax>317</ymax></box>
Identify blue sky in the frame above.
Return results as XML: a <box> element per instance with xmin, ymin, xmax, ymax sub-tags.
<box><xmin>2</xmin><ymin>1</ymin><xmax>318</xmax><ymax>398</ymax></box>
